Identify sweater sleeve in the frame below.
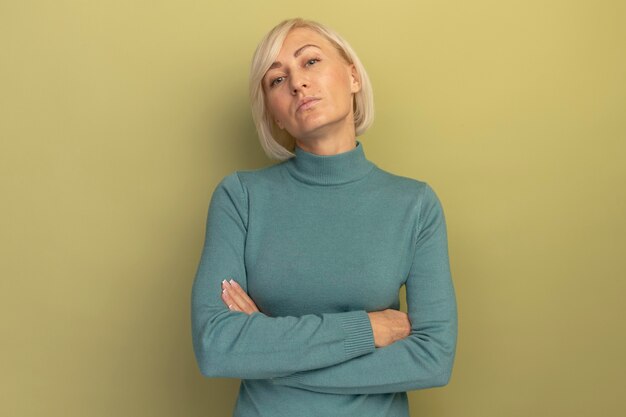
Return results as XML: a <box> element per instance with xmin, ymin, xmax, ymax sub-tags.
<box><xmin>191</xmin><ymin>172</ymin><xmax>376</xmax><ymax>379</ymax></box>
<box><xmin>269</xmin><ymin>183</ymin><xmax>458</xmax><ymax>394</ymax></box>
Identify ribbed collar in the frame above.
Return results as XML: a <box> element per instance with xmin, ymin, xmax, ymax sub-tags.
<box><xmin>285</xmin><ymin>140</ymin><xmax>375</xmax><ymax>186</ymax></box>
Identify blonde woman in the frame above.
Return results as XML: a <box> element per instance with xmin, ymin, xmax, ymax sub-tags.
<box><xmin>191</xmin><ymin>17</ymin><xmax>458</xmax><ymax>417</ymax></box>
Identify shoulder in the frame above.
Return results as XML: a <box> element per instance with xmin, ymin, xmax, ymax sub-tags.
<box><xmin>235</xmin><ymin>160</ymin><xmax>288</xmax><ymax>186</ymax></box>
<box><xmin>370</xmin><ymin>165</ymin><xmax>438</xmax><ymax>203</ymax></box>
<box><xmin>214</xmin><ymin>160</ymin><xmax>289</xmax><ymax>194</ymax></box>
<box><xmin>370</xmin><ymin>167</ymin><xmax>447</xmax><ymax>234</ymax></box>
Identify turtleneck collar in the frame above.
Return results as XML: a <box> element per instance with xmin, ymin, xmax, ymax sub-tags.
<box><xmin>285</xmin><ymin>140</ymin><xmax>375</xmax><ymax>186</ymax></box>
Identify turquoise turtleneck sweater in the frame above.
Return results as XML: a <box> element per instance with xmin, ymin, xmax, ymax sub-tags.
<box><xmin>191</xmin><ymin>140</ymin><xmax>458</xmax><ymax>417</ymax></box>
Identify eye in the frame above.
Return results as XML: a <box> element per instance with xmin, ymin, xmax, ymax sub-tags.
<box><xmin>306</xmin><ymin>58</ymin><xmax>320</xmax><ymax>66</ymax></box>
<box><xmin>270</xmin><ymin>76</ymin><xmax>285</xmax><ymax>87</ymax></box>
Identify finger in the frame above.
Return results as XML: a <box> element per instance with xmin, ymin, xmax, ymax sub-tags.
<box><xmin>221</xmin><ymin>284</ymin><xmax>247</xmax><ymax>313</ymax></box>
<box><xmin>219</xmin><ymin>281</ymin><xmax>231</xmax><ymax>307</ymax></box>
<box><xmin>221</xmin><ymin>288</ymin><xmax>243</xmax><ymax>312</ymax></box>
<box><xmin>228</xmin><ymin>280</ymin><xmax>260</xmax><ymax>313</ymax></box>
<box><xmin>223</xmin><ymin>279</ymin><xmax>258</xmax><ymax>314</ymax></box>
<box><xmin>222</xmin><ymin>281</ymin><xmax>253</xmax><ymax>314</ymax></box>
<box><xmin>226</xmin><ymin>282</ymin><xmax>257</xmax><ymax>315</ymax></box>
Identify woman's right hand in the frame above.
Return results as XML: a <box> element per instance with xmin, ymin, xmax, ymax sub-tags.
<box><xmin>367</xmin><ymin>309</ymin><xmax>411</xmax><ymax>348</ymax></box>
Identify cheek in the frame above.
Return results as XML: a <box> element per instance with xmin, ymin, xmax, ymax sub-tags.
<box><xmin>266</xmin><ymin>94</ymin><xmax>289</xmax><ymax>117</ymax></box>
<box><xmin>326</xmin><ymin>66</ymin><xmax>351</xmax><ymax>88</ymax></box>
<box><xmin>322</xmin><ymin>72</ymin><xmax>353</xmax><ymax>107</ymax></box>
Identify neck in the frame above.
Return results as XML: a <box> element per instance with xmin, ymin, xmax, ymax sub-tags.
<box><xmin>285</xmin><ymin>139</ymin><xmax>375</xmax><ymax>186</ymax></box>
<box><xmin>294</xmin><ymin>117</ymin><xmax>357</xmax><ymax>156</ymax></box>
<box><xmin>295</xmin><ymin>136</ymin><xmax>356</xmax><ymax>156</ymax></box>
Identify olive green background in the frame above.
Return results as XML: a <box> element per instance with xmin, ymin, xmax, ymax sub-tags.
<box><xmin>1</xmin><ymin>1</ymin><xmax>624</xmax><ymax>416</ymax></box>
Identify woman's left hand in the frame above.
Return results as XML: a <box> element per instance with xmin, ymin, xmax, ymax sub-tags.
<box><xmin>221</xmin><ymin>279</ymin><xmax>261</xmax><ymax>315</ymax></box>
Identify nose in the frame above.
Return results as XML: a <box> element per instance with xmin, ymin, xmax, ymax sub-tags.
<box><xmin>289</xmin><ymin>70</ymin><xmax>309</xmax><ymax>95</ymax></box>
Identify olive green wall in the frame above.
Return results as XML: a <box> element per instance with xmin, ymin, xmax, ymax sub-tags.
<box><xmin>1</xmin><ymin>1</ymin><xmax>624</xmax><ymax>416</ymax></box>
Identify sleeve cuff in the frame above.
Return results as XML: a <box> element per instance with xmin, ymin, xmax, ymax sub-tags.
<box><xmin>337</xmin><ymin>310</ymin><xmax>375</xmax><ymax>359</ymax></box>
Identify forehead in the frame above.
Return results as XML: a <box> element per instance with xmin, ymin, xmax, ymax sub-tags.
<box><xmin>277</xmin><ymin>27</ymin><xmax>332</xmax><ymax>54</ymax></box>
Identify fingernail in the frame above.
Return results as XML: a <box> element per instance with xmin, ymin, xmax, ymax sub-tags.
<box><xmin>229</xmin><ymin>279</ymin><xmax>236</xmax><ymax>285</ymax></box>
<box><xmin>222</xmin><ymin>288</ymin><xmax>228</xmax><ymax>294</ymax></box>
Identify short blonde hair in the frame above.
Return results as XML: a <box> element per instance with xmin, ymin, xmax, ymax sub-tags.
<box><xmin>249</xmin><ymin>18</ymin><xmax>375</xmax><ymax>161</ymax></box>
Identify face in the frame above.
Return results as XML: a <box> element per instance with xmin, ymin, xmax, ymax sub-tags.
<box><xmin>262</xmin><ymin>27</ymin><xmax>361</xmax><ymax>141</ymax></box>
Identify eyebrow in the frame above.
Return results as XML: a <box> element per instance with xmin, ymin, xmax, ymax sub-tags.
<box><xmin>268</xmin><ymin>44</ymin><xmax>321</xmax><ymax>70</ymax></box>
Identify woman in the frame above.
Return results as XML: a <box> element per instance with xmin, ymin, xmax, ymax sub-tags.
<box><xmin>191</xmin><ymin>17</ymin><xmax>458</xmax><ymax>417</ymax></box>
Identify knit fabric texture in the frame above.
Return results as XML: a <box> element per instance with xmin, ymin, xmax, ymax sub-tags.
<box><xmin>191</xmin><ymin>140</ymin><xmax>458</xmax><ymax>417</ymax></box>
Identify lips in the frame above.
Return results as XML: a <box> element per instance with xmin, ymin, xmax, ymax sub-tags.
<box><xmin>297</xmin><ymin>97</ymin><xmax>320</xmax><ymax>112</ymax></box>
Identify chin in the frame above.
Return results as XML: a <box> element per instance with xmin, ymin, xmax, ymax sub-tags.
<box><xmin>293</xmin><ymin>117</ymin><xmax>346</xmax><ymax>139</ymax></box>
<box><xmin>291</xmin><ymin>125</ymin><xmax>325</xmax><ymax>140</ymax></box>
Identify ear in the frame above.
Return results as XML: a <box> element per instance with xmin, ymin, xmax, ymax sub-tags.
<box><xmin>349</xmin><ymin>64</ymin><xmax>361</xmax><ymax>94</ymax></box>
<box><xmin>275</xmin><ymin>119</ymin><xmax>284</xmax><ymax>129</ymax></box>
